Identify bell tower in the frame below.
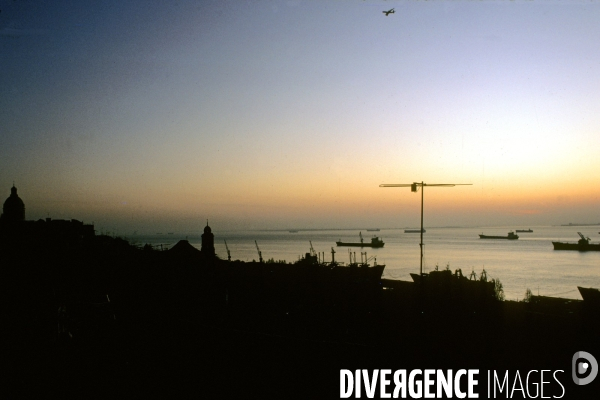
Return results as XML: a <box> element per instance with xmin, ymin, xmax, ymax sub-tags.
<box><xmin>201</xmin><ymin>220</ymin><xmax>215</xmax><ymax>257</ymax></box>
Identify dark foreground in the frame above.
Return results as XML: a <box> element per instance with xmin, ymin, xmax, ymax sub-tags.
<box><xmin>3</xmin><ymin>237</ymin><xmax>599</xmax><ymax>399</ymax></box>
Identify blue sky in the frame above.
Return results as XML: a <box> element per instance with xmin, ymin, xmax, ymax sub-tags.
<box><xmin>2</xmin><ymin>0</ymin><xmax>599</xmax><ymax>233</ymax></box>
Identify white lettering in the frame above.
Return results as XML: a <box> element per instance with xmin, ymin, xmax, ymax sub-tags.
<box><xmin>363</xmin><ymin>369</ymin><xmax>379</xmax><ymax>398</ymax></box>
<box><xmin>424</xmin><ymin>369</ymin><xmax>435</xmax><ymax>398</ymax></box>
<box><xmin>409</xmin><ymin>369</ymin><xmax>422</xmax><ymax>398</ymax></box>
<box><xmin>393</xmin><ymin>370</ymin><xmax>407</xmax><ymax>398</ymax></box>
<box><xmin>511</xmin><ymin>370</ymin><xmax>525</xmax><ymax>398</ymax></box>
<box><xmin>437</xmin><ymin>370</ymin><xmax>453</xmax><ymax>398</ymax></box>
<box><xmin>526</xmin><ymin>370</ymin><xmax>539</xmax><ymax>398</ymax></box>
<box><xmin>553</xmin><ymin>370</ymin><xmax>564</xmax><ymax>399</ymax></box>
<box><xmin>454</xmin><ymin>369</ymin><xmax>466</xmax><ymax>399</ymax></box>
<box><xmin>340</xmin><ymin>368</ymin><xmax>483</xmax><ymax>399</ymax></box>
<box><xmin>380</xmin><ymin>369</ymin><xmax>391</xmax><ymax>398</ymax></box>
<box><xmin>540</xmin><ymin>370</ymin><xmax>550</xmax><ymax>398</ymax></box>
<box><xmin>468</xmin><ymin>369</ymin><xmax>479</xmax><ymax>398</ymax></box>
<box><xmin>493</xmin><ymin>370</ymin><xmax>509</xmax><ymax>397</ymax></box>
<box><xmin>340</xmin><ymin>370</ymin><xmax>353</xmax><ymax>398</ymax></box>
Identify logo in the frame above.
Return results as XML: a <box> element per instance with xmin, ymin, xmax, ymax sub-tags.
<box><xmin>572</xmin><ymin>351</ymin><xmax>598</xmax><ymax>386</ymax></box>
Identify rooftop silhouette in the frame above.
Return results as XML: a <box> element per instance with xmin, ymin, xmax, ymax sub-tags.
<box><xmin>2</xmin><ymin>186</ymin><xmax>598</xmax><ymax>398</ymax></box>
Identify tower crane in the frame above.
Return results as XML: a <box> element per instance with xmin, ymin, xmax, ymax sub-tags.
<box><xmin>255</xmin><ymin>240</ymin><xmax>263</xmax><ymax>263</ymax></box>
<box><xmin>224</xmin><ymin>240</ymin><xmax>231</xmax><ymax>261</ymax></box>
<box><xmin>380</xmin><ymin>181</ymin><xmax>471</xmax><ymax>276</ymax></box>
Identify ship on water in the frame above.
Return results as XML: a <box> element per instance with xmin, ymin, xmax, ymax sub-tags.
<box><xmin>479</xmin><ymin>231</ymin><xmax>519</xmax><ymax>240</ymax></box>
<box><xmin>296</xmin><ymin>245</ymin><xmax>385</xmax><ymax>283</ymax></box>
<box><xmin>405</xmin><ymin>228</ymin><xmax>426</xmax><ymax>233</ymax></box>
<box><xmin>336</xmin><ymin>231</ymin><xmax>384</xmax><ymax>248</ymax></box>
<box><xmin>516</xmin><ymin>229</ymin><xmax>533</xmax><ymax>233</ymax></box>
<box><xmin>410</xmin><ymin>265</ymin><xmax>492</xmax><ymax>285</ymax></box>
<box><xmin>407</xmin><ymin>264</ymin><xmax>498</xmax><ymax>301</ymax></box>
<box><xmin>552</xmin><ymin>232</ymin><xmax>600</xmax><ymax>251</ymax></box>
<box><xmin>561</xmin><ymin>222</ymin><xmax>600</xmax><ymax>227</ymax></box>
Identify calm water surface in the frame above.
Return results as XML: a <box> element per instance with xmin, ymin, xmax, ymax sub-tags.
<box><xmin>133</xmin><ymin>226</ymin><xmax>600</xmax><ymax>301</ymax></box>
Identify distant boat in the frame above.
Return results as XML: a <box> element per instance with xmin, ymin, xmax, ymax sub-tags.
<box><xmin>289</xmin><ymin>230</ymin><xmax>298</xmax><ymax>233</ymax></box>
<box><xmin>167</xmin><ymin>232</ymin><xmax>174</xmax><ymax>235</ymax></box>
<box><xmin>336</xmin><ymin>232</ymin><xmax>384</xmax><ymax>248</ymax></box>
<box><xmin>552</xmin><ymin>232</ymin><xmax>600</xmax><ymax>251</ymax></box>
<box><xmin>516</xmin><ymin>229</ymin><xmax>533</xmax><ymax>233</ymax></box>
<box><xmin>405</xmin><ymin>228</ymin><xmax>426</xmax><ymax>233</ymax></box>
<box><xmin>366</xmin><ymin>228</ymin><xmax>380</xmax><ymax>232</ymax></box>
<box><xmin>479</xmin><ymin>231</ymin><xmax>519</xmax><ymax>240</ymax></box>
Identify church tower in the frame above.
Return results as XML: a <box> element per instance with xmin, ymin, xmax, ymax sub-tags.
<box><xmin>201</xmin><ymin>220</ymin><xmax>215</xmax><ymax>257</ymax></box>
<box><xmin>1</xmin><ymin>185</ymin><xmax>25</xmax><ymax>222</ymax></box>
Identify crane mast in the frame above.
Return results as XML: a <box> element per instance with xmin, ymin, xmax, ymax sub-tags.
<box><xmin>380</xmin><ymin>181</ymin><xmax>472</xmax><ymax>276</ymax></box>
<box><xmin>224</xmin><ymin>239</ymin><xmax>231</xmax><ymax>261</ymax></box>
<box><xmin>255</xmin><ymin>240</ymin><xmax>263</xmax><ymax>263</ymax></box>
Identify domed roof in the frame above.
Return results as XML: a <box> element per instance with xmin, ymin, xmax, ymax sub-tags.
<box><xmin>4</xmin><ymin>186</ymin><xmax>24</xmax><ymax>205</ymax></box>
<box><xmin>204</xmin><ymin>222</ymin><xmax>212</xmax><ymax>234</ymax></box>
<box><xmin>2</xmin><ymin>185</ymin><xmax>25</xmax><ymax>221</ymax></box>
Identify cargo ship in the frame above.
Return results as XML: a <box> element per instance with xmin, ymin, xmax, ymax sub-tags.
<box><xmin>296</xmin><ymin>246</ymin><xmax>386</xmax><ymax>284</ymax></box>
<box><xmin>409</xmin><ymin>265</ymin><xmax>497</xmax><ymax>300</ymax></box>
<box><xmin>552</xmin><ymin>232</ymin><xmax>600</xmax><ymax>251</ymax></box>
<box><xmin>405</xmin><ymin>228</ymin><xmax>426</xmax><ymax>233</ymax></box>
<box><xmin>516</xmin><ymin>229</ymin><xmax>533</xmax><ymax>233</ymax></box>
<box><xmin>479</xmin><ymin>231</ymin><xmax>519</xmax><ymax>240</ymax></box>
<box><xmin>336</xmin><ymin>231</ymin><xmax>384</xmax><ymax>248</ymax></box>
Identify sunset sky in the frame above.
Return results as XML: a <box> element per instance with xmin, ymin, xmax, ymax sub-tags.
<box><xmin>2</xmin><ymin>0</ymin><xmax>599</xmax><ymax>233</ymax></box>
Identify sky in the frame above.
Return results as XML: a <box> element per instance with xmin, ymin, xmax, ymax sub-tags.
<box><xmin>1</xmin><ymin>0</ymin><xmax>599</xmax><ymax>234</ymax></box>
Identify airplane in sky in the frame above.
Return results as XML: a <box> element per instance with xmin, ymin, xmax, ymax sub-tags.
<box><xmin>382</xmin><ymin>8</ymin><xmax>395</xmax><ymax>16</ymax></box>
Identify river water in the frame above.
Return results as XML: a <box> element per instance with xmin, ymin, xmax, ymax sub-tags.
<box><xmin>132</xmin><ymin>226</ymin><xmax>600</xmax><ymax>301</ymax></box>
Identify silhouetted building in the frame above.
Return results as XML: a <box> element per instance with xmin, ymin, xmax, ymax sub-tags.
<box><xmin>201</xmin><ymin>221</ymin><xmax>215</xmax><ymax>257</ymax></box>
<box><xmin>170</xmin><ymin>239</ymin><xmax>201</xmax><ymax>255</ymax></box>
<box><xmin>1</xmin><ymin>184</ymin><xmax>25</xmax><ymax>222</ymax></box>
<box><xmin>0</xmin><ymin>185</ymin><xmax>95</xmax><ymax>247</ymax></box>
<box><xmin>32</xmin><ymin>218</ymin><xmax>96</xmax><ymax>246</ymax></box>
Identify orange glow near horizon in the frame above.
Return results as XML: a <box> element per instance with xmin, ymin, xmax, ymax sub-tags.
<box><xmin>17</xmin><ymin>164</ymin><xmax>600</xmax><ymax>232</ymax></box>
<box><xmin>3</xmin><ymin>2</ymin><xmax>600</xmax><ymax>233</ymax></box>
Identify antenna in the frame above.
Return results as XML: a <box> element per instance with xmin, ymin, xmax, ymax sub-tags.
<box><xmin>379</xmin><ymin>181</ymin><xmax>472</xmax><ymax>277</ymax></box>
